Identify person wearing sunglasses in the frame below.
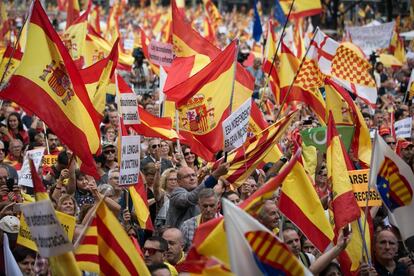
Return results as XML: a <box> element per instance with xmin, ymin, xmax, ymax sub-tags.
<box><xmin>143</xmin><ymin>236</ymin><xmax>178</xmax><ymax>276</ymax></box>
<box><xmin>141</xmin><ymin>138</ymin><xmax>173</xmax><ymax>174</ymax></box>
<box><xmin>101</xmin><ymin>143</ymin><xmax>118</xmax><ymax>172</ymax></box>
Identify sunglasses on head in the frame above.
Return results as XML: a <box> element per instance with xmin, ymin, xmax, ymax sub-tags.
<box><xmin>104</xmin><ymin>149</ymin><xmax>116</xmax><ymax>154</ymax></box>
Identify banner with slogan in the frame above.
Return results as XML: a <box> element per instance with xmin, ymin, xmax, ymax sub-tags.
<box><xmin>222</xmin><ymin>99</ymin><xmax>251</xmax><ymax>152</ymax></box>
<box><xmin>19</xmin><ymin>200</ymin><xmax>74</xmax><ymax>257</ymax></box>
<box><xmin>394</xmin><ymin>117</ymin><xmax>412</xmax><ymax>139</ymax></box>
<box><xmin>18</xmin><ymin>147</ymin><xmax>45</xmax><ymax>187</ymax></box>
<box><xmin>120</xmin><ymin>92</ymin><xmax>140</xmax><ymax>125</ymax></box>
<box><xmin>300</xmin><ymin>126</ymin><xmax>354</xmax><ymax>153</ymax></box>
<box><xmin>42</xmin><ymin>154</ymin><xmax>58</xmax><ymax>168</ymax></box>
<box><xmin>347</xmin><ymin>22</ymin><xmax>395</xmax><ymax>55</ymax></box>
<box><xmin>17</xmin><ymin>210</ymin><xmax>76</xmax><ymax>252</ymax></box>
<box><xmin>148</xmin><ymin>40</ymin><xmax>174</xmax><ymax>67</ymax></box>
<box><xmin>119</xmin><ymin>135</ymin><xmax>140</xmax><ymax>186</ymax></box>
<box><xmin>349</xmin><ymin>169</ymin><xmax>382</xmax><ymax>207</ymax></box>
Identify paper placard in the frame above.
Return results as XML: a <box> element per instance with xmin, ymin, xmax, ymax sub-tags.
<box><xmin>120</xmin><ymin>93</ymin><xmax>140</xmax><ymax>125</ymax></box>
<box><xmin>349</xmin><ymin>169</ymin><xmax>382</xmax><ymax>207</ymax></box>
<box><xmin>20</xmin><ymin>200</ymin><xmax>73</xmax><ymax>257</ymax></box>
<box><xmin>119</xmin><ymin>135</ymin><xmax>140</xmax><ymax>186</ymax></box>
<box><xmin>222</xmin><ymin>99</ymin><xmax>251</xmax><ymax>152</ymax></box>
<box><xmin>17</xmin><ymin>210</ymin><xmax>76</xmax><ymax>252</ymax></box>
<box><xmin>18</xmin><ymin>148</ymin><xmax>45</xmax><ymax>187</ymax></box>
<box><xmin>42</xmin><ymin>154</ymin><xmax>58</xmax><ymax>167</ymax></box>
<box><xmin>394</xmin><ymin>117</ymin><xmax>412</xmax><ymax>139</ymax></box>
<box><xmin>148</xmin><ymin>40</ymin><xmax>173</xmax><ymax>67</ymax></box>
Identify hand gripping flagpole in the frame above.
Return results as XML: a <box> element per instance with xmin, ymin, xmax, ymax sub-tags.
<box><xmin>274</xmin><ymin>27</ymin><xmax>319</xmax><ymax>123</ymax></box>
<box><xmin>224</xmin><ymin>39</ymin><xmax>239</xmax><ymax>162</ymax></box>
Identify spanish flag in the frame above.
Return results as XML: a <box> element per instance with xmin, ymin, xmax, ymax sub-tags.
<box><xmin>279</xmin><ymin>0</ymin><xmax>322</xmax><ymax>18</ymax></box>
<box><xmin>181</xmin><ymin>151</ymin><xmax>299</xmax><ymax>273</ymax></box>
<box><xmin>326</xmin><ymin>112</ymin><xmax>360</xmax><ymax>229</ymax></box>
<box><xmin>66</xmin><ymin>0</ymin><xmax>80</xmax><ymax>28</ymax></box>
<box><xmin>213</xmin><ymin>111</ymin><xmax>296</xmax><ymax>187</ymax></box>
<box><xmin>0</xmin><ymin>44</ymin><xmax>23</xmax><ymax>85</ymax></box>
<box><xmin>262</xmin><ymin>20</ymin><xmax>280</xmax><ymax>104</ymax></box>
<box><xmin>164</xmin><ymin>40</ymin><xmax>237</xmax><ymax>160</ymax></box>
<box><xmin>0</xmin><ymin>0</ymin><xmax>101</xmax><ymax>178</ymax></box>
<box><xmin>202</xmin><ymin>0</ymin><xmax>222</xmax><ymax>31</ymax></box>
<box><xmin>129</xmin><ymin>173</ymin><xmax>154</xmax><ymax>231</ymax></box>
<box><xmin>75</xmin><ymin>200</ymin><xmax>150</xmax><ymax>275</ymax></box>
<box><xmin>279</xmin><ymin>42</ymin><xmax>326</xmax><ymax>123</ymax></box>
<box><xmin>89</xmin><ymin>5</ymin><xmax>101</xmax><ymax>35</ymax></box>
<box><xmin>138</xmin><ymin>26</ymin><xmax>160</xmax><ymax>75</ymax></box>
<box><xmin>81</xmin><ymin>38</ymin><xmax>119</xmax><ymax>118</ymax></box>
<box><xmin>30</xmin><ymin>159</ymin><xmax>82</xmax><ymax>276</ymax></box>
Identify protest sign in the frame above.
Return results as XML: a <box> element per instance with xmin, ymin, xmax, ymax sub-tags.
<box><xmin>394</xmin><ymin>117</ymin><xmax>412</xmax><ymax>139</ymax></box>
<box><xmin>120</xmin><ymin>92</ymin><xmax>140</xmax><ymax>125</ymax></box>
<box><xmin>17</xmin><ymin>210</ymin><xmax>76</xmax><ymax>252</ymax></box>
<box><xmin>18</xmin><ymin>148</ymin><xmax>45</xmax><ymax>187</ymax></box>
<box><xmin>42</xmin><ymin>154</ymin><xmax>58</xmax><ymax>168</ymax></box>
<box><xmin>300</xmin><ymin>126</ymin><xmax>354</xmax><ymax>153</ymax></box>
<box><xmin>148</xmin><ymin>40</ymin><xmax>173</xmax><ymax>67</ymax></box>
<box><xmin>347</xmin><ymin>22</ymin><xmax>395</xmax><ymax>55</ymax></box>
<box><xmin>349</xmin><ymin>170</ymin><xmax>382</xmax><ymax>207</ymax></box>
<box><xmin>119</xmin><ymin>135</ymin><xmax>140</xmax><ymax>186</ymax></box>
<box><xmin>20</xmin><ymin>200</ymin><xmax>73</xmax><ymax>257</ymax></box>
<box><xmin>222</xmin><ymin>99</ymin><xmax>251</xmax><ymax>152</ymax></box>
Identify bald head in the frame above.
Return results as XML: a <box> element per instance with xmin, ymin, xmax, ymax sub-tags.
<box><xmin>162</xmin><ymin>228</ymin><xmax>184</xmax><ymax>265</ymax></box>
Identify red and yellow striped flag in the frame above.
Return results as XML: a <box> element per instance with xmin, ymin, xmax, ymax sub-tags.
<box><xmin>0</xmin><ymin>44</ymin><xmax>23</xmax><ymax>85</ymax></box>
<box><xmin>326</xmin><ymin>112</ymin><xmax>360</xmax><ymax>229</ymax></box>
<box><xmin>66</xmin><ymin>0</ymin><xmax>80</xmax><ymax>28</ymax></box>
<box><xmin>30</xmin><ymin>160</ymin><xmax>82</xmax><ymax>276</ymax></box>
<box><xmin>75</xmin><ymin>200</ymin><xmax>150</xmax><ymax>275</ymax></box>
<box><xmin>81</xmin><ymin>38</ymin><xmax>119</xmax><ymax>119</ymax></box>
<box><xmin>279</xmin><ymin>0</ymin><xmax>322</xmax><ymax>18</ymax></box>
<box><xmin>262</xmin><ymin>20</ymin><xmax>280</xmax><ymax>104</ymax></box>
<box><xmin>0</xmin><ymin>0</ymin><xmax>101</xmax><ymax>178</ymax></box>
<box><xmin>164</xmin><ymin>40</ymin><xmax>237</xmax><ymax>161</ymax></box>
<box><xmin>138</xmin><ymin>26</ymin><xmax>160</xmax><ymax>75</ymax></box>
<box><xmin>213</xmin><ymin>111</ymin><xmax>297</xmax><ymax>187</ymax></box>
<box><xmin>129</xmin><ymin>173</ymin><xmax>154</xmax><ymax>231</ymax></box>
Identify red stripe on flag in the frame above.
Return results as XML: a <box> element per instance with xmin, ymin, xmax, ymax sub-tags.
<box><xmin>75</xmin><ymin>254</ymin><xmax>99</xmax><ymax>263</ymax></box>
<box><xmin>99</xmin><ymin>253</ymin><xmax>120</xmax><ymax>276</ymax></box>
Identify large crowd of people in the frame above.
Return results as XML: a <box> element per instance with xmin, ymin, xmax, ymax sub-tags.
<box><xmin>0</xmin><ymin>0</ymin><xmax>414</xmax><ymax>275</ymax></box>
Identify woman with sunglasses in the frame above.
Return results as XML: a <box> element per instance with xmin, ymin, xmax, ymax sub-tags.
<box><xmin>181</xmin><ymin>145</ymin><xmax>200</xmax><ymax>175</ymax></box>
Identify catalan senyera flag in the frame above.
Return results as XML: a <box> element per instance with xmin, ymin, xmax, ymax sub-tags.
<box><xmin>370</xmin><ymin>135</ymin><xmax>414</xmax><ymax>241</ymax></box>
<box><xmin>81</xmin><ymin>38</ymin><xmax>119</xmax><ymax>119</ymax></box>
<box><xmin>164</xmin><ymin>40</ymin><xmax>237</xmax><ymax>160</ymax></box>
<box><xmin>30</xmin><ymin>159</ymin><xmax>82</xmax><ymax>276</ymax></box>
<box><xmin>279</xmin><ymin>0</ymin><xmax>322</xmax><ymax>18</ymax></box>
<box><xmin>62</xmin><ymin>1</ymin><xmax>91</xmax><ymax>67</ymax></box>
<box><xmin>75</xmin><ymin>200</ymin><xmax>150</xmax><ymax>275</ymax></box>
<box><xmin>213</xmin><ymin>111</ymin><xmax>296</xmax><ymax>187</ymax></box>
<box><xmin>325</xmin><ymin>77</ymin><xmax>372</xmax><ymax>167</ymax></box>
<box><xmin>279</xmin><ymin>42</ymin><xmax>326</xmax><ymax>123</ymax></box>
<box><xmin>129</xmin><ymin>172</ymin><xmax>154</xmax><ymax>231</ymax></box>
<box><xmin>66</xmin><ymin>0</ymin><xmax>80</xmax><ymax>28</ymax></box>
<box><xmin>223</xmin><ymin>198</ymin><xmax>312</xmax><ymax>276</ymax></box>
<box><xmin>279</xmin><ymin>158</ymin><xmax>335</xmax><ymax>252</ymax></box>
<box><xmin>307</xmin><ymin>29</ymin><xmax>377</xmax><ymax>106</ymax></box>
<box><xmin>326</xmin><ymin>112</ymin><xmax>360</xmax><ymax>229</ymax></box>
<box><xmin>181</xmin><ymin>151</ymin><xmax>299</xmax><ymax>273</ymax></box>
<box><xmin>263</xmin><ymin>20</ymin><xmax>280</xmax><ymax>104</ymax></box>
<box><xmin>0</xmin><ymin>0</ymin><xmax>100</xmax><ymax>178</ymax></box>
<box><xmin>0</xmin><ymin>44</ymin><xmax>23</xmax><ymax>85</ymax></box>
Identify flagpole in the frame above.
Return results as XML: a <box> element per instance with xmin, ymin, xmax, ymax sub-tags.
<box><xmin>262</xmin><ymin>0</ymin><xmax>296</xmax><ymax>99</ymax></box>
<box><xmin>0</xmin><ymin>0</ymin><xmax>33</xmax><ymax>89</ymax></box>
<box><xmin>224</xmin><ymin>39</ymin><xmax>239</xmax><ymax>162</ymax></box>
<box><xmin>274</xmin><ymin>27</ymin><xmax>320</xmax><ymax>122</ymax></box>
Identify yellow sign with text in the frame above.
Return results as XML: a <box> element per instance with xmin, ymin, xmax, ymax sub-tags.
<box><xmin>349</xmin><ymin>169</ymin><xmax>382</xmax><ymax>207</ymax></box>
<box><xmin>17</xmin><ymin>211</ymin><xmax>76</xmax><ymax>251</ymax></box>
<box><xmin>42</xmin><ymin>154</ymin><xmax>58</xmax><ymax>167</ymax></box>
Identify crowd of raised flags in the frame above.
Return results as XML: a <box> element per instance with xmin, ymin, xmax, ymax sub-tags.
<box><xmin>0</xmin><ymin>0</ymin><xmax>413</xmax><ymax>275</ymax></box>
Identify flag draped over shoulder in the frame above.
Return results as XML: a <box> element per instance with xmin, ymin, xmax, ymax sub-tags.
<box><xmin>307</xmin><ymin>29</ymin><xmax>377</xmax><ymax>106</ymax></box>
<box><xmin>180</xmin><ymin>154</ymin><xmax>299</xmax><ymax>273</ymax></box>
<box><xmin>164</xmin><ymin>40</ymin><xmax>237</xmax><ymax>160</ymax></box>
<box><xmin>369</xmin><ymin>135</ymin><xmax>414</xmax><ymax>241</ymax></box>
<box><xmin>213</xmin><ymin>111</ymin><xmax>296</xmax><ymax>187</ymax></box>
<box><xmin>223</xmin><ymin>199</ymin><xmax>311</xmax><ymax>276</ymax></box>
<box><xmin>75</xmin><ymin>200</ymin><xmax>150</xmax><ymax>275</ymax></box>
<box><xmin>0</xmin><ymin>0</ymin><xmax>101</xmax><ymax>178</ymax></box>
<box><xmin>81</xmin><ymin>38</ymin><xmax>119</xmax><ymax>118</ymax></box>
<box><xmin>326</xmin><ymin>112</ymin><xmax>360</xmax><ymax>229</ymax></box>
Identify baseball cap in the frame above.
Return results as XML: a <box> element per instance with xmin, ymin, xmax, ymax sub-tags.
<box><xmin>0</xmin><ymin>215</ymin><xmax>20</xmax><ymax>234</ymax></box>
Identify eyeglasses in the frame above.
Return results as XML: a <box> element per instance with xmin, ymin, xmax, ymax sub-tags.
<box><xmin>151</xmin><ymin>144</ymin><xmax>160</xmax><ymax>149</ymax></box>
<box><xmin>184</xmin><ymin>151</ymin><xmax>193</xmax><ymax>156</ymax></box>
<box><xmin>143</xmin><ymin>247</ymin><xmax>163</xmax><ymax>255</ymax></box>
<box><xmin>387</xmin><ymin>142</ymin><xmax>396</xmax><ymax>145</ymax></box>
<box><xmin>267</xmin><ymin>120</ymin><xmax>275</xmax><ymax>124</ymax></box>
<box><xmin>104</xmin><ymin>149</ymin><xmax>115</xmax><ymax>154</ymax></box>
